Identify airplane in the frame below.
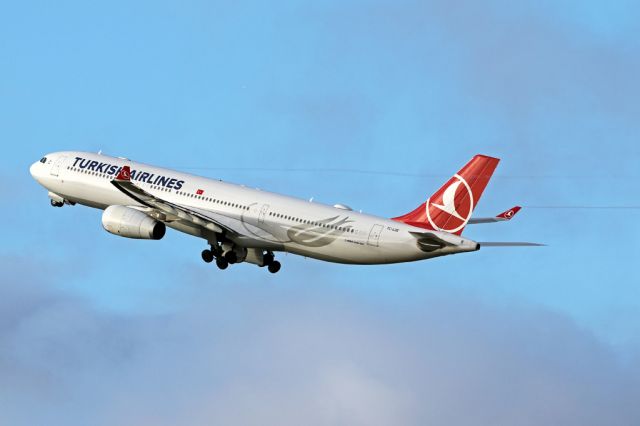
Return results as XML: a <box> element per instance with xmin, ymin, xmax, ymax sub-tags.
<box><xmin>29</xmin><ymin>152</ymin><xmax>541</xmax><ymax>273</ymax></box>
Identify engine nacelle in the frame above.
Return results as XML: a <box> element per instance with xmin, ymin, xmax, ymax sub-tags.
<box><xmin>102</xmin><ymin>205</ymin><xmax>166</xmax><ymax>240</ymax></box>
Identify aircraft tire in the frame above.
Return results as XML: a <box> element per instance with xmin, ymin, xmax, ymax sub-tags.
<box><xmin>201</xmin><ymin>249</ymin><xmax>214</xmax><ymax>263</ymax></box>
<box><xmin>216</xmin><ymin>257</ymin><xmax>229</xmax><ymax>270</ymax></box>
<box><xmin>224</xmin><ymin>251</ymin><xmax>238</xmax><ymax>264</ymax></box>
<box><xmin>268</xmin><ymin>261</ymin><xmax>281</xmax><ymax>274</ymax></box>
<box><xmin>263</xmin><ymin>252</ymin><xmax>274</xmax><ymax>266</ymax></box>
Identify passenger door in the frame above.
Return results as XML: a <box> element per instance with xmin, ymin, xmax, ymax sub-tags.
<box><xmin>367</xmin><ymin>224</ymin><xmax>384</xmax><ymax>247</ymax></box>
<box><xmin>258</xmin><ymin>203</ymin><xmax>270</xmax><ymax>224</ymax></box>
<box><xmin>50</xmin><ymin>156</ymin><xmax>67</xmax><ymax>177</ymax></box>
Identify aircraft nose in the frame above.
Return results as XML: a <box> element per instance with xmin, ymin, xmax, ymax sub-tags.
<box><xmin>30</xmin><ymin>161</ymin><xmax>41</xmax><ymax>181</ymax></box>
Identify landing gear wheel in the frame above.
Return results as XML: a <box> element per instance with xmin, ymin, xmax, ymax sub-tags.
<box><xmin>267</xmin><ymin>261</ymin><xmax>281</xmax><ymax>274</ymax></box>
<box><xmin>216</xmin><ymin>257</ymin><xmax>229</xmax><ymax>270</ymax></box>
<box><xmin>263</xmin><ymin>252</ymin><xmax>275</xmax><ymax>266</ymax></box>
<box><xmin>224</xmin><ymin>251</ymin><xmax>238</xmax><ymax>264</ymax></box>
<box><xmin>201</xmin><ymin>249</ymin><xmax>214</xmax><ymax>263</ymax></box>
<box><xmin>50</xmin><ymin>200</ymin><xmax>63</xmax><ymax>207</ymax></box>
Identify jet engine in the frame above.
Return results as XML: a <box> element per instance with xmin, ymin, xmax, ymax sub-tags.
<box><xmin>102</xmin><ymin>205</ymin><xmax>166</xmax><ymax>240</ymax></box>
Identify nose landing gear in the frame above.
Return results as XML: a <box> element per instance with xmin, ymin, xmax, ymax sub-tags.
<box><xmin>48</xmin><ymin>192</ymin><xmax>74</xmax><ymax>207</ymax></box>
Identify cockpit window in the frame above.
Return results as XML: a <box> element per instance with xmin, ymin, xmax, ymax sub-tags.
<box><xmin>40</xmin><ymin>157</ymin><xmax>47</xmax><ymax>163</ymax></box>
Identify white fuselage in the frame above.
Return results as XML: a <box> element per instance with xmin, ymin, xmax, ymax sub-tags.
<box><xmin>30</xmin><ymin>151</ymin><xmax>479</xmax><ymax>265</ymax></box>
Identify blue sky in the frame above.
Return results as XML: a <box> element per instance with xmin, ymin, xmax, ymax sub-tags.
<box><xmin>1</xmin><ymin>1</ymin><xmax>639</xmax><ymax>424</ymax></box>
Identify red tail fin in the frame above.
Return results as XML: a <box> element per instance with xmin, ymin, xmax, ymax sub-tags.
<box><xmin>392</xmin><ymin>155</ymin><xmax>500</xmax><ymax>235</ymax></box>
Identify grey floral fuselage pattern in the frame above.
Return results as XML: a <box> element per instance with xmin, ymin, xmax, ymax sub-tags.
<box><xmin>286</xmin><ymin>215</ymin><xmax>354</xmax><ymax>247</ymax></box>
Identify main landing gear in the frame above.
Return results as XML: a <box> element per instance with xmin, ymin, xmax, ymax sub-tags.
<box><xmin>50</xmin><ymin>200</ymin><xmax>64</xmax><ymax>208</ymax></box>
<box><xmin>261</xmin><ymin>252</ymin><xmax>280</xmax><ymax>273</ymax></box>
<box><xmin>202</xmin><ymin>247</ymin><xmax>228</xmax><ymax>270</ymax></box>
<box><xmin>267</xmin><ymin>260</ymin><xmax>281</xmax><ymax>274</ymax></box>
<box><xmin>201</xmin><ymin>245</ymin><xmax>281</xmax><ymax>273</ymax></box>
<box><xmin>216</xmin><ymin>257</ymin><xmax>229</xmax><ymax>270</ymax></box>
<box><xmin>201</xmin><ymin>249</ymin><xmax>214</xmax><ymax>263</ymax></box>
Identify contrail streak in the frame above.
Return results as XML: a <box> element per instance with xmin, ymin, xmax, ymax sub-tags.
<box><xmin>524</xmin><ymin>206</ymin><xmax>640</xmax><ymax>210</ymax></box>
<box><xmin>169</xmin><ymin>166</ymin><xmax>636</xmax><ymax>180</ymax></box>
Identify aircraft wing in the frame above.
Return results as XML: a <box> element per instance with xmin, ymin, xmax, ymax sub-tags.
<box><xmin>110</xmin><ymin>166</ymin><xmax>247</xmax><ymax>237</ymax></box>
<box><xmin>467</xmin><ymin>206</ymin><xmax>521</xmax><ymax>224</ymax></box>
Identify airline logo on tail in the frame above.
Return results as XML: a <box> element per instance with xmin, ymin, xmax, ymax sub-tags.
<box><xmin>426</xmin><ymin>173</ymin><xmax>474</xmax><ymax>233</ymax></box>
<box><xmin>392</xmin><ymin>154</ymin><xmax>500</xmax><ymax>235</ymax></box>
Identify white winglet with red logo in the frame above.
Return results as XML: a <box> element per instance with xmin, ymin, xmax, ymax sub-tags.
<box><xmin>496</xmin><ymin>206</ymin><xmax>521</xmax><ymax>220</ymax></box>
<box><xmin>392</xmin><ymin>155</ymin><xmax>500</xmax><ymax>235</ymax></box>
<box><xmin>115</xmin><ymin>165</ymin><xmax>132</xmax><ymax>182</ymax></box>
<box><xmin>467</xmin><ymin>205</ymin><xmax>522</xmax><ymax>224</ymax></box>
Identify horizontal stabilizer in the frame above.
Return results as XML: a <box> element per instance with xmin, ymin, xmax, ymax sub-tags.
<box><xmin>479</xmin><ymin>242</ymin><xmax>545</xmax><ymax>247</ymax></box>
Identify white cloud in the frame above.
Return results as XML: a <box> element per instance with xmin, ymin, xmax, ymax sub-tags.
<box><xmin>1</xmin><ymin>255</ymin><xmax>639</xmax><ymax>425</ymax></box>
